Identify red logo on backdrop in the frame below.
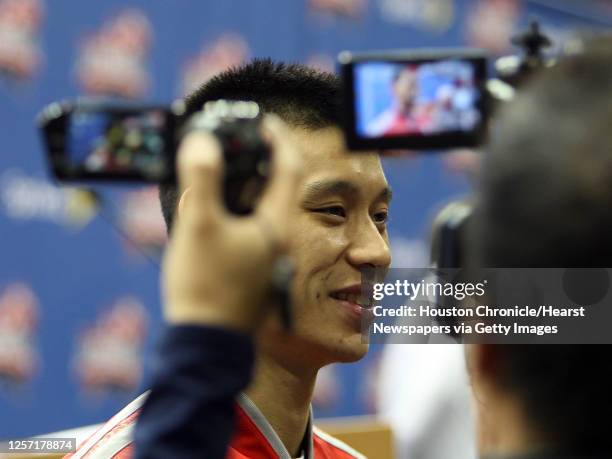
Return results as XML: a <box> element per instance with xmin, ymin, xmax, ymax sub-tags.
<box><xmin>306</xmin><ymin>53</ymin><xmax>335</xmax><ymax>73</ymax></box>
<box><xmin>180</xmin><ymin>34</ymin><xmax>249</xmax><ymax>97</ymax></box>
<box><xmin>442</xmin><ymin>148</ymin><xmax>481</xmax><ymax>179</ymax></box>
<box><xmin>0</xmin><ymin>283</ymin><xmax>39</xmax><ymax>383</ymax></box>
<box><xmin>75</xmin><ymin>9</ymin><xmax>152</xmax><ymax>99</ymax></box>
<box><xmin>0</xmin><ymin>0</ymin><xmax>44</xmax><ymax>79</ymax></box>
<box><xmin>377</xmin><ymin>0</ymin><xmax>454</xmax><ymax>33</ymax></box>
<box><xmin>74</xmin><ymin>297</ymin><xmax>148</xmax><ymax>393</ymax></box>
<box><xmin>119</xmin><ymin>187</ymin><xmax>168</xmax><ymax>256</ymax></box>
<box><xmin>466</xmin><ymin>0</ymin><xmax>520</xmax><ymax>54</ymax></box>
<box><xmin>309</xmin><ymin>0</ymin><xmax>367</xmax><ymax>19</ymax></box>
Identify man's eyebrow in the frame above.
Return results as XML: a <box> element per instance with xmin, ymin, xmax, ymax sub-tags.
<box><xmin>302</xmin><ymin>179</ymin><xmax>393</xmax><ymax>204</ymax></box>
<box><xmin>302</xmin><ymin>180</ymin><xmax>359</xmax><ymax>201</ymax></box>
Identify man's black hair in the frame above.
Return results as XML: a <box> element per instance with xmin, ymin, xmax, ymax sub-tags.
<box><xmin>159</xmin><ymin>58</ymin><xmax>342</xmax><ymax>231</ymax></box>
<box><xmin>470</xmin><ymin>37</ymin><xmax>612</xmax><ymax>454</ymax></box>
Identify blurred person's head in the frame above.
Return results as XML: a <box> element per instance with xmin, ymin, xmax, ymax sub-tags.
<box><xmin>392</xmin><ymin>66</ymin><xmax>419</xmax><ymax>112</ymax></box>
<box><xmin>159</xmin><ymin>59</ymin><xmax>392</xmax><ymax>372</ymax></box>
<box><xmin>466</xmin><ymin>37</ymin><xmax>612</xmax><ymax>456</ymax></box>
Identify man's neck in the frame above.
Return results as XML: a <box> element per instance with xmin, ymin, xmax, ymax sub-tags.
<box><xmin>245</xmin><ymin>353</ymin><xmax>318</xmax><ymax>457</ymax></box>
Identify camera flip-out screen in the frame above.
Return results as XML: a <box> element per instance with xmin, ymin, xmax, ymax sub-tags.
<box><xmin>67</xmin><ymin>109</ymin><xmax>169</xmax><ymax>177</ymax></box>
<box><xmin>340</xmin><ymin>49</ymin><xmax>489</xmax><ymax>151</ymax></box>
<box><xmin>39</xmin><ymin>101</ymin><xmax>177</xmax><ymax>182</ymax></box>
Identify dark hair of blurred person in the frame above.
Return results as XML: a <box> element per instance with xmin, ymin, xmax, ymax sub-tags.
<box><xmin>467</xmin><ymin>36</ymin><xmax>612</xmax><ymax>458</ymax></box>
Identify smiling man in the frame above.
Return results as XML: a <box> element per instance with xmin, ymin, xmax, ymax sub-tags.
<box><xmin>68</xmin><ymin>59</ymin><xmax>392</xmax><ymax>459</ymax></box>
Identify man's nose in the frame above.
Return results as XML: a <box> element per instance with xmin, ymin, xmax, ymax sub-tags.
<box><xmin>346</xmin><ymin>221</ymin><xmax>391</xmax><ymax>270</ymax></box>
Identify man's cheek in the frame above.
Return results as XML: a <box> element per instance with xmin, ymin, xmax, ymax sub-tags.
<box><xmin>289</xmin><ymin>224</ymin><xmax>342</xmax><ymax>264</ymax></box>
<box><xmin>306</xmin><ymin>225</ymin><xmax>348</xmax><ymax>252</ymax></box>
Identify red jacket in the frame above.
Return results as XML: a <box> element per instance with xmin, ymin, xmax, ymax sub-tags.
<box><xmin>65</xmin><ymin>392</ymin><xmax>366</xmax><ymax>459</ymax></box>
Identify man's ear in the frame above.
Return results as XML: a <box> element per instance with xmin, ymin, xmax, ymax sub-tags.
<box><xmin>466</xmin><ymin>343</ymin><xmax>500</xmax><ymax>405</ymax></box>
<box><xmin>476</xmin><ymin>344</ymin><xmax>500</xmax><ymax>377</ymax></box>
<box><xmin>468</xmin><ymin>344</ymin><xmax>504</xmax><ymax>455</ymax></box>
<box><xmin>175</xmin><ymin>187</ymin><xmax>191</xmax><ymax>221</ymax></box>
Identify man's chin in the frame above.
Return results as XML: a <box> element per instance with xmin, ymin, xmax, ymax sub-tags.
<box><xmin>258</xmin><ymin>327</ymin><xmax>369</xmax><ymax>368</ymax></box>
<box><xmin>328</xmin><ymin>339</ymin><xmax>369</xmax><ymax>363</ymax></box>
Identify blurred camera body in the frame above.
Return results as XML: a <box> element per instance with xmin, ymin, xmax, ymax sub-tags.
<box><xmin>38</xmin><ymin>99</ymin><xmax>269</xmax><ymax>214</ymax></box>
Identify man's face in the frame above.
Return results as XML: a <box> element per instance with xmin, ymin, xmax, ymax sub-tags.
<box><xmin>260</xmin><ymin>126</ymin><xmax>392</xmax><ymax>368</ymax></box>
<box><xmin>393</xmin><ymin>68</ymin><xmax>419</xmax><ymax>108</ymax></box>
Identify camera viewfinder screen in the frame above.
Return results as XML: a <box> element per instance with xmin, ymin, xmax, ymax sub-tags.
<box><xmin>354</xmin><ymin>60</ymin><xmax>482</xmax><ymax>138</ymax></box>
<box><xmin>67</xmin><ymin>110</ymin><xmax>168</xmax><ymax>177</ymax></box>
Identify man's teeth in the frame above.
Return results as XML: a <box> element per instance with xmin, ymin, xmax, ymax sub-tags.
<box><xmin>333</xmin><ymin>292</ymin><xmax>365</xmax><ymax>306</ymax></box>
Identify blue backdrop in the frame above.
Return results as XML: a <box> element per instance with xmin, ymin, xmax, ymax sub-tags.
<box><xmin>1</xmin><ymin>0</ymin><xmax>610</xmax><ymax>439</ymax></box>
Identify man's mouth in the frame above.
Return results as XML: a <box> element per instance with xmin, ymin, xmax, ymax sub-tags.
<box><xmin>329</xmin><ymin>289</ymin><xmax>373</xmax><ymax>326</ymax></box>
<box><xmin>329</xmin><ymin>291</ymin><xmax>369</xmax><ymax>308</ymax></box>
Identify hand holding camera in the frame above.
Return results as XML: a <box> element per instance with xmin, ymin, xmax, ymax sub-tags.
<box><xmin>162</xmin><ymin>114</ymin><xmax>301</xmax><ymax>332</ymax></box>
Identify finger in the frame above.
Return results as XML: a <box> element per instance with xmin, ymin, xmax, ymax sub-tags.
<box><xmin>256</xmin><ymin>114</ymin><xmax>303</xmax><ymax>248</ymax></box>
<box><xmin>176</xmin><ymin>131</ymin><xmax>225</xmax><ymax>222</ymax></box>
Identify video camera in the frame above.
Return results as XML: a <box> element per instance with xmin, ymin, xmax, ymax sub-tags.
<box><xmin>38</xmin><ymin>99</ymin><xmax>269</xmax><ymax>214</ymax></box>
<box><xmin>37</xmin><ymin>22</ymin><xmax>554</xmax><ymax>209</ymax></box>
<box><xmin>340</xmin><ymin>21</ymin><xmax>553</xmax><ymax>150</ymax></box>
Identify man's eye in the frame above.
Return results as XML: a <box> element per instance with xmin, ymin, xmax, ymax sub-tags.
<box><xmin>373</xmin><ymin>211</ymin><xmax>389</xmax><ymax>224</ymax></box>
<box><xmin>315</xmin><ymin>206</ymin><xmax>346</xmax><ymax>218</ymax></box>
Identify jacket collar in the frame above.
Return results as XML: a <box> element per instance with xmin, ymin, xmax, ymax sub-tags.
<box><xmin>234</xmin><ymin>392</ymin><xmax>313</xmax><ymax>459</ymax></box>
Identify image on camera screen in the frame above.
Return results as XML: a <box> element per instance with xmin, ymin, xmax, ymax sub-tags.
<box><xmin>67</xmin><ymin>110</ymin><xmax>167</xmax><ymax>177</ymax></box>
<box><xmin>354</xmin><ymin>60</ymin><xmax>481</xmax><ymax>138</ymax></box>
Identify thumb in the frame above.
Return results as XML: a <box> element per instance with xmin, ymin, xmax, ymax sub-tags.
<box><xmin>176</xmin><ymin>131</ymin><xmax>225</xmax><ymax>224</ymax></box>
<box><xmin>256</xmin><ymin>114</ymin><xmax>303</xmax><ymax>248</ymax></box>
